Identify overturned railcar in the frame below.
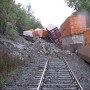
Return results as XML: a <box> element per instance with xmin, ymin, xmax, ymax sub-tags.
<box><xmin>46</xmin><ymin>24</ymin><xmax>62</xmax><ymax>47</ymax></box>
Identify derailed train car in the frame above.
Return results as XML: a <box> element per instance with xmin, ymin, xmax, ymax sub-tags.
<box><xmin>22</xmin><ymin>28</ymin><xmax>48</xmax><ymax>41</ymax></box>
<box><xmin>60</xmin><ymin>15</ymin><xmax>86</xmax><ymax>52</ymax></box>
<box><xmin>46</xmin><ymin>24</ymin><xmax>62</xmax><ymax>47</ymax></box>
<box><xmin>60</xmin><ymin>15</ymin><xmax>90</xmax><ymax>63</ymax></box>
<box><xmin>77</xmin><ymin>30</ymin><xmax>90</xmax><ymax>64</ymax></box>
<box><xmin>61</xmin><ymin>34</ymin><xmax>84</xmax><ymax>52</ymax></box>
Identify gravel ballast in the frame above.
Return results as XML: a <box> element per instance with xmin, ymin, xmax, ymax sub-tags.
<box><xmin>0</xmin><ymin>36</ymin><xmax>90</xmax><ymax>90</ymax></box>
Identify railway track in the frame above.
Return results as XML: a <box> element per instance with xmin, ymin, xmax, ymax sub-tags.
<box><xmin>29</xmin><ymin>58</ymin><xmax>83</xmax><ymax>90</ymax></box>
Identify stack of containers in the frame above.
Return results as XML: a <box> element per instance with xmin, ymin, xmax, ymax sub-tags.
<box><xmin>46</xmin><ymin>24</ymin><xmax>61</xmax><ymax>47</ymax></box>
<box><xmin>60</xmin><ymin>15</ymin><xmax>86</xmax><ymax>37</ymax></box>
<box><xmin>60</xmin><ymin>15</ymin><xmax>87</xmax><ymax>46</ymax></box>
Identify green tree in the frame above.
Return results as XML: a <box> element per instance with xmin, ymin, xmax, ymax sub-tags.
<box><xmin>15</xmin><ymin>4</ymin><xmax>27</xmax><ymax>33</ymax></box>
<box><xmin>10</xmin><ymin>3</ymin><xmax>43</xmax><ymax>33</ymax></box>
<box><xmin>0</xmin><ymin>0</ymin><xmax>15</xmax><ymax>34</ymax></box>
<box><xmin>0</xmin><ymin>0</ymin><xmax>43</xmax><ymax>35</ymax></box>
<box><xmin>65</xmin><ymin>0</ymin><xmax>90</xmax><ymax>11</ymax></box>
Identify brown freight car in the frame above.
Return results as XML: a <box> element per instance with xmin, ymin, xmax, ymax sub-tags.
<box><xmin>46</xmin><ymin>24</ymin><xmax>61</xmax><ymax>47</ymax></box>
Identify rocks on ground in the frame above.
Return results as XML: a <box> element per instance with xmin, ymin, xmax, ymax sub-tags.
<box><xmin>0</xmin><ymin>34</ymin><xmax>90</xmax><ymax>90</ymax></box>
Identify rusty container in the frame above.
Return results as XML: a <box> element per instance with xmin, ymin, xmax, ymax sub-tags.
<box><xmin>60</xmin><ymin>15</ymin><xmax>87</xmax><ymax>37</ymax></box>
<box><xmin>34</xmin><ymin>28</ymin><xmax>48</xmax><ymax>38</ymax></box>
<box><xmin>48</xmin><ymin>27</ymin><xmax>61</xmax><ymax>40</ymax></box>
<box><xmin>42</xmin><ymin>29</ymin><xmax>48</xmax><ymax>38</ymax></box>
<box><xmin>46</xmin><ymin>24</ymin><xmax>61</xmax><ymax>47</ymax></box>
<box><xmin>83</xmin><ymin>30</ymin><xmax>90</xmax><ymax>45</ymax></box>
<box><xmin>46</xmin><ymin>24</ymin><xmax>61</xmax><ymax>41</ymax></box>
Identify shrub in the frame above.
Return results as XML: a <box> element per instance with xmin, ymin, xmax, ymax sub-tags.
<box><xmin>5</xmin><ymin>22</ymin><xmax>19</xmax><ymax>38</ymax></box>
<box><xmin>0</xmin><ymin>49</ymin><xmax>24</xmax><ymax>84</ymax></box>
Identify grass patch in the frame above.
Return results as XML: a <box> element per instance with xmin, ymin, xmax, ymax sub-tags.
<box><xmin>0</xmin><ymin>49</ymin><xmax>24</xmax><ymax>84</ymax></box>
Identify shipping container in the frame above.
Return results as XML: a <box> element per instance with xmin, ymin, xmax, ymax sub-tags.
<box><xmin>22</xmin><ymin>29</ymin><xmax>34</xmax><ymax>41</ymax></box>
<box><xmin>23</xmin><ymin>30</ymin><xmax>34</xmax><ymax>37</ymax></box>
<box><xmin>46</xmin><ymin>24</ymin><xmax>61</xmax><ymax>47</ymax></box>
<box><xmin>46</xmin><ymin>24</ymin><xmax>61</xmax><ymax>41</ymax></box>
<box><xmin>62</xmin><ymin>34</ymin><xmax>84</xmax><ymax>52</ymax></box>
<box><xmin>60</xmin><ymin>15</ymin><xmax>87</xmax><ymax>37</ymax></box>
<box><xmin>43</xmin><ymin>29</ymin><xmax>48</xmax><ymax>38</ymax></box>
<box><xmin>62</xmin><ymin>34</ymin><xmax>84</xmax><ymax>46</ymax></box>
<box><xmin>83</xmin><ymin>30</ymin><xmax>90</xmax><ymax>45</ymax></box>
<box><xmin>34</xmin><ymin>28</ymin><xmax>48</xmax><ymax>38</ymax></box>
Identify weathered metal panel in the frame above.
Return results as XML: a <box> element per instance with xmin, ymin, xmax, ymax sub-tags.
<box><xmin>46</xmin><ymin>24</ymin><xmax>61</xmax><ymax>47</ymax></box>
<box><xmin>62</xmin><ymin>34</ymin><xmax>84</xmax><ymax>46</ymax></box>
<box><xmin>72</xmin><ymin>34</ymin><xmax>84</xmax><ymax>44</ymax></box>
<box><xmin>48</xmin><ymin>27</ymin><xmax>61</xmax><ymax>40</ymax></box>
<box><xmin>60</xmin><ymin>15</ymin><xmax>86</xmax><ymax>37</ymax></box>
<box><xmin>62</xmin><ymin>36</ymin><xmax>73</xmax><ymax>46</ymax></box>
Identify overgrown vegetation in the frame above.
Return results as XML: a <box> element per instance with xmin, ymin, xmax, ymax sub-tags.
<box><xmin>6</xmin><ymin>22</ymin><xmax>19</xmax><ymax>38</ymax></box>
<box><xmin>0</xmin><ymin>0</ymin><xmax>43</xmax><ymax>35</ymax></box>
<box><xmin>0</xmin><ymin>49</ymin><xmax>24</xmax><ymax>84</ymax></box>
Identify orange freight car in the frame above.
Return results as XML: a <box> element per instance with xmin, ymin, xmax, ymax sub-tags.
<box><xmin>83</xmin><ymin>30</ymin><xmax>90</xmax><ymax>45</ymax></box>
<box><xmin>60</xmin><ymin>15</ymin><xmax>87</xmax><ymax>37</ymax></box>
<box><xmin>34</xmin><ymin>28</ymin><xmax>48</xmax><ymax>38</ymax></box>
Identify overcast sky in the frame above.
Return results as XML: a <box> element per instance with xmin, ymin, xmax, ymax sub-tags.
<box><xmin>15</xmin><ymin>0</ymin><xmax>73</xmax><ymax>27</ymax></box>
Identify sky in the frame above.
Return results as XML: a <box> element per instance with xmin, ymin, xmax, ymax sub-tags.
<box><xmin>15</xmin><ymin>0</ymin><xmax>73</xmax><ymax>28</ymax></box>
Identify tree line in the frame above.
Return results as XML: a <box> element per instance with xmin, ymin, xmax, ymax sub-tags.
<box><xmin>65</xmin><ymin>0</ymin><xmax>90</xmax><ymax>27</ymax></box>
<box><xmin>0</xmin><ymin>0</ymin><xmax>43</xmax><ymax>36</ymax></box>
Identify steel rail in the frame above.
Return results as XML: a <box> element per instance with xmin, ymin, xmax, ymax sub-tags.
<box><xmin>63</xmin><ymin>57</ymin><xmax>84</xmax><ymax>90</ymax></box>
<box><xmin>37</xmin><ymin>60</ymin><xmax>48</xmax><ymax>90</ymax></box>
